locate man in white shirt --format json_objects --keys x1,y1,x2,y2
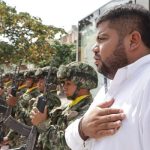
[{"x1": 65, "y1": 3, "x2": 150, "y2": 150}]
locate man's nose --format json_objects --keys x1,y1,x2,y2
[{"x1": 92, "y1": 44, "x2": 99, "y2": 52}]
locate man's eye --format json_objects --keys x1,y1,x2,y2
[{"x1": 97, "y1": 36, "x2": 106, "y2": 42}]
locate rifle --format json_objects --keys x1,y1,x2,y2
[
  {"x1": 0, "y1": 104, "x2": 7, "y2": 114},
  {"x1": 4, "y1": 116, "x2": 31, "y2": 137},
  {"x1": 0, "y1": 104, "x2": 13, "y2": 144},
  {"x1": 4, "y1": 116, "x2": 38, "y2": 150},
  {"x1": 9, "y1": 145, "x2": 26, "y2": 150},
  {"x1": 11, "y1": 60, "x2": 22, "y2": 97},
  {"x1": 25, "y1": 126, "x2": 38, "y2": 150},
  {"x1": 0, "y1": 69, "x2": 5, "y2": 105},
  {"x1": 4, "y1": 61, "x2": 22, "y2": 118},
  {"x1": 0, "y1": 97, "x2": 6, "y2": 106},
  {"x1": 0, "y1": 104, "x2": 9, "y2": 124},
  {"x1": 0, "y1": 103, "x2": 7, "y2": 144},
  {"x1": 0, "y1": 123, "x2": 5, "y2": 143},
  {"x1": 36, "y1": 66, "x2": 57, "y2": 113},
  {"x1": 0, "y1": 69, "x2": 4, "y2": 89}
]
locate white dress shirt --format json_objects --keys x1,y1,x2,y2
[{"x1": 65, "y1": 54, "x2": 150, "y2": 150}]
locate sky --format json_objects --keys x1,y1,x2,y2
[{"x1": 3, "y1": 0, "x2": 111, "y2": 31}]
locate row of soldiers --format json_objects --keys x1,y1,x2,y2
[{"x1": 0, "y1": 62, "x2": 98, "y2": 150}]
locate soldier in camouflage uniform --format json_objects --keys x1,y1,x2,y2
[
  {"x1": 4, "y1": 71, "x2": 28, "y2": 106},
  {"x1": 16, "y1": 71, "x2": 27, "y2": 97},
  {"x1": 3, "y1": 72, "x2": 13, "y2": 90},
  {"x1": 0, "y1": 72, "x2": 9, "y2": 149},
  {"x1": 0, "y1": 74, "x2": 6, "y2": 106},
  {"x1": 6, "y1": 69, "x2": 40, "y2": 148},
  {"x1": 30, "y1": 66, "x2": 61, "y2": 149},
  {"x1": 0, "y1": 72, "x2": 17, "y2": 148},
  {"x1": 19, "y1": 69, "x2": 40, "y2": 116},
  {"x1": 0, "y1": 71, "x2": 27, "y2": 149},
  {"x1": 31, "y1": 62, "x2": 98, "y2": 150},
  {"x1": 0, "y1": 72, "x2": 13, "y2": 105}
]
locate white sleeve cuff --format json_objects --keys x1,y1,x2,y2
[{"x1": 65, "y1": 118, "x2": 93, "y2": 150}]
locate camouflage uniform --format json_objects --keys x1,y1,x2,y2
[
  {"x1": 0, "y1": 72, "x2": 13, "y2": 105},
  {"x1": 0, "y1": 72, "x2": 6, "y2": 105},
  {"x1": 7, "y1": 69, "x2": 40, "y2": 148},
  {"x1": 16, "y1": 71, "x2": 27, "y2": 97},
  {"x1": 30, "y1": 67, "x2": 61, "y2": 150},
  {"x1": 39, "y1": 62, "x2": 98, "y2": 150},
  {"x1": 15, "y1": 70, "x2": 40, "y2": 124},
  {"x1": 0, "y1": 73, "x2": 13, "y2": 146},
  {"x1": 0, "y1": 71, "x2": 27, "y2": 148}
]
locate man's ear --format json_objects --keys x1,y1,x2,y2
[{"x1": 129, "y1": 31, "x2": 141, "y2": 51}]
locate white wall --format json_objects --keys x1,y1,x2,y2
[{"x1": 136, "y1": 0, "x2": 149, "y2": 9}]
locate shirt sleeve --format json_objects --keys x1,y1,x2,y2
[{"x1": 65, "y1": 118, "x2": 93, "y2": 150}]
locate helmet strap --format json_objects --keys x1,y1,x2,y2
[{"x1": 67, "y1": 87, "x2": 80, "y2": 100}]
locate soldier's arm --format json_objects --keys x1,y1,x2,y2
[{"x1": 30, "y1": 106, "x2": 50, "y2": 132}]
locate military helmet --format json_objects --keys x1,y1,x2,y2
[
  {"x1": 3, "y1": 72, "x2": 13, "y2": 78},
  {"x1": 35, "y1": 66, "x2": 58, "y2": 84},
  {"x1": 57, "y1": 62, "x2": 98, "y2": 89},
  {"x1": 45, "y1": 66, "x2": 58, "y2": 84},
  {"x1": 24, "y1": 69, "x2": 35, "y2": 79},
  {"x1": 17, "y1": 71, "x2": 25, "y2": 81},
  {"x1": 35, "y1": 68, "x2": 47, "y2": 79}
]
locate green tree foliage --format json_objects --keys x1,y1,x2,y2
[
  {"x1": 0, "y1": 0, "x2": 74, "y2": 66},
  {"x1": 39, "y1": 41, "x2": 76, "y2": 67},
  {"x1": 0, "y1": 41, "x2": 15, "y2": 62}
]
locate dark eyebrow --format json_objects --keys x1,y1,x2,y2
[
  {"x1": 97, "y1": 31, "x2": 108, "y2": 37},
  {"x1": 97, "y1": 32, "x2": 108, "y2": 40}
]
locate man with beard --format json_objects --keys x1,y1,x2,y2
[{"x1": 65, "y1": 3, "x2": 150, "y2": 150}]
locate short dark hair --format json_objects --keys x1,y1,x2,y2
[{"x1": 96, "y1": 4, "x2": 150, "y2": 48}]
